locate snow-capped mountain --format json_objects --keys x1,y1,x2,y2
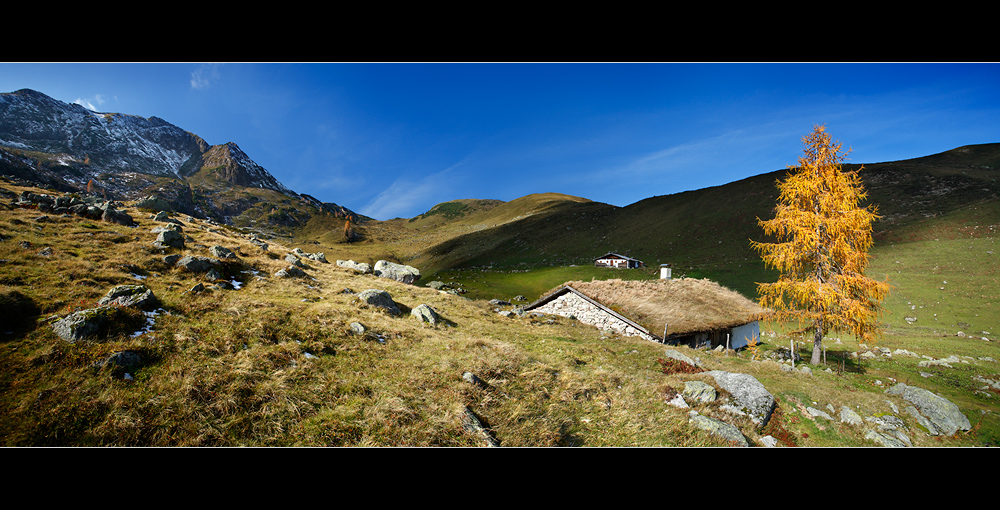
[
  {"x1": 0, "y1": 88, "x2": 299, "y2": 195},
  {"x1": 0, "y1": 88, "x2": 361, "y2": 226}
]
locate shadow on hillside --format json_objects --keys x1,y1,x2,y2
[{"x1": 0, "y1": 289, "x2": 41, "y2": 341}]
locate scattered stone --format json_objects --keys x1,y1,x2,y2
[
  {"x1": 176, "y1": 256, "x2": 220, "y2": 273},
  {"x1": 462, "y1": 371, "x2": 489, "y2": 388},
  {"x1": 705, "y1": 370, "x2": 776, "y2": 428},
  {"x1": 411, "y1": 304, "x2": 440, "y2": 325},
  {"x1": 337, "y1": 259, "x2": 372, "y2": 274},
  {"x1": 97, "y1": 285, "x2": 158, "y2": 311},
  {"x1": 285, "y1": 253, "x2": 307, "y2": 268},
  {"x1": 349, "y1": 322, "x2": 366, "y2": 335},
  {"x1": 663, "y1": 349, "x2": 701, "y2": 368},
  {"x1": 839, "y1": 406, "x2": 864, "y2": 426},
  {"x1": 274, "y1": 265, "x2": 307, "y2": 278},
  {"x1": 357, "y1": 289, "x2": 401, "y2": 316},
  {"x1": 134, "y1": 195, "x2": 173, "y2": 213},
  {"x1": 462, "y1": 406, "x2": 499, "y2": 447},
  {"x1": 885, "y1": 383, "x2": 971, "y2": 436},
  {"x1": 95, "y1": 350, "x2": 144, "y2": 379},
  {"x1": 153, "y1": 229, "x2": 184, "y2": 249},
  {"x1": 373, "y1": 260, "x2": 421, "y2": 284},
  {"x1": 489, "y1": 298, "x2": 511, "y2": 306},
  {"x1": 101, "y1": 206, "x2": 134, "y2": 226},
  {"x1": 52, "y1": 306, "x2": 119, "y2": 343},
  {"x1": 865, "y1": 429, "x2": 908, "y2": 447},
  {"x1": 687, "y1": 411, "x2": 748, "y2": 446},
  {"x1": 806, "y1": 407, "x2": 833, "y2": 421},
  {"x1": 682, "y1": 380, "x2": 716, "y2": 404},
  {"x1": 209, "y1": 245, "x2": 237, "y2": 260}
]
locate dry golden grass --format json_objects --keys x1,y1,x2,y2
[{"x1": 2, "y1": 183, "x2": 996, "y2": 447}]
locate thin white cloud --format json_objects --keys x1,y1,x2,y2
[
  {"x1": 359, "y1": 159, "x2": 470, "y2": 220},
  {"x1": 191, "y1": 64, "x2": 221, "y2": 90},
  {"x1": 73, "y1": 93, "x2": 107, "y2": 112}
]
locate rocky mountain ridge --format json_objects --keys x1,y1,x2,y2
[{"x1": 0, "y1": 88, "x2": 358, "y2": 226}]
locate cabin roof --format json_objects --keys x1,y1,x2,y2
[
  {"x1": 528, "y1": 278, "x2": 766, "y2": 336},
  {"x1": 594, "y1": 252, "x2": 642, "y2": 262}
]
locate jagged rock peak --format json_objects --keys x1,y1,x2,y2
[{"x1": 199, "y1": 142, "x2": 295, "y2": 195}]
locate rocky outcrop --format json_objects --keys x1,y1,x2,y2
[
  {"x1": 705, "y1": 370, "x2": 776, "y2": 428},
  {"x1": 885, "y1": 383, "x2": 971, "y2": 436}
]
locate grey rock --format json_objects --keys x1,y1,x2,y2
[
  {"x1": 357, "y1": 289, "x2": 401, "y2": 316},
  {"x1": 101, "y1": 206, "x2": 134, "y2": 226},
  {"x1": 462, "y1": 407, "x2": 499, "y2": 447},
  {"x1": 687, "y1": 411, "x2": 748, "y2": 446},
  {"x1": 134, "y1": 195, "x2": 173, "y2": 213},
  {"x1": 153, "y1": 229, "x2": 184, "y2": 249},
  {"x1": 840, "y1": 406, "x2": 864, "y2": 426},
  {"x1": 97, "y1": 284, "x2": 158, "y2": 311},
  {"x1": 337, "y1": 259, "x2": 372, "y2": 274},
  {"x1": 209, "y1": 245, "x2": 237, "y2": 260},
  {"x1": 52, "y1": 306, "x2": 118, "y2": 343},
  {"x1": 411, "y1": 303, "x2": 440, "y2": 325},
  {"x1": 285, "y1": 253, "x2": 306, "y2": 268},
  {"x1": 806, "y1": 407, "x2": 833, "y2": 421},
  {"x1": 663, "y1": 348, "x2": 701, "y2": 368},
  {"x1": 97, "y1": 350, "x2": 144, "y2": 378},
  {"x1": 373, "y1": 260, "x2": 420, "y2": 284},
  {"x1": 885, "y1": 383, "x2": 971, "y2": 436},
  {"x1": 682, "y1": 380, "x2": 717, "y2": 404},
  {"x1": 176, "y1": 256, "x2": 220, "y2": 273},
  {"x1": 706, "y1": 370, "x2": 776, "y2": 428},
  {"x1": 349, "y1": 322, "x2": 366, "y2": 335},
  {"x1": 865, "y1": 429, "x2": 908, "y2": 447},
  {"x1": 274, "y1": 265, "x2": 307, "y2": 278}
]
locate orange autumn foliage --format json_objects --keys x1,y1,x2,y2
[{"x1": 751, "y1": 125, "x2": 890, "y2": 364}]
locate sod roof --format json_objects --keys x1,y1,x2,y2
[{"x1": 532, "y1": 278, "x2": 766, "y2": 336}]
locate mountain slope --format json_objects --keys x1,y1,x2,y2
[
  {"x1": 401, "y1": 144, "x2": 1000, "y2": 297},
  {"x1": 0, "y1": 88, "x2": 359, "y2": 229}
]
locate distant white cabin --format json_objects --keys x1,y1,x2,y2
[{"x1": 594, "y1": 252, "x2": 644, "y2": 269}]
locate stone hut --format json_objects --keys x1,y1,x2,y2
[
  {"x1": 594, "y1": 252, "x2": 645, "y2": 269},
  {"x1": 525, "y1": 278, "x2": 766, "y2": 349}
]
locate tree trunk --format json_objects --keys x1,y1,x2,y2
[{"x1": 811, "y1": 322, "x2": 824, "y2": 365}]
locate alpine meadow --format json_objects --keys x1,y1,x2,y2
[{"x1": 1, "y1": 87, "x2": 999, "y2": 447}]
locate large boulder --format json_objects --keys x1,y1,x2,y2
[
  {"x1": 885, "y1": 383, "x2": 971, "y2": 436},
  {"x1": 706, "y1": 370, "x2": 776, "y2": 428},
  {"x1": 357, "y1": 289, "x2": 401, "y2": 316},
  {"x1": 373, "y1": 260, "x2": 420, "y2": 284},
  {"x1": 97, "y1": 285, "x2": 158, "y2": 311}
]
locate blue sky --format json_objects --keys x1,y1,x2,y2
[{"x1": 2, "y1": 62, "x2": 998, "y2": 220}]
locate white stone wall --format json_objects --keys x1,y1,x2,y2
[{"x1": 533, "y1": 291, "x2": 656, "y2": 342}]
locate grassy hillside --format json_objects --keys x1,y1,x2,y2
[{"x1": 2, "y1": 180, "x2": 998, "y2": 447}]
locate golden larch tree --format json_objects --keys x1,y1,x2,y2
[{"x1": 751, "y1": 125, "x2": 890, "y2": 364}]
